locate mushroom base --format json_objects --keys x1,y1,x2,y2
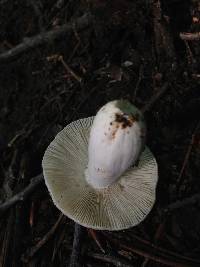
[{"x1": 84, "y1": 168, "x2": 118, "y2": 189}]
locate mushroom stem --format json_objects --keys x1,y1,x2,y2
[{"x1": 86, "y1": 100, "x2": 146, "y2": 189}]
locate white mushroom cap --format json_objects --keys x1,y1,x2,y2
[{"x1": 42, "y1": 102, "x2": 158, "y2": 230}]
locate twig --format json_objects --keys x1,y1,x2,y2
[
  {"x1": 58, "y1": 55, "x2": 82, "y2": 83},
  {"x1": 184, "y1": 40, "x2": 194, "y2": 66},
  {"x1": 0, "y1": 211, "x2": 15, "y2": 266},
  {"x1": 88, "y1": 252, "x2": 133, "y2": 267},
  {"x1": 141, "y1": 82, "x2": 169, "y2": 113},
  {"x1": 3, "y1": 149, "x2": 19, "y2": 198},
  {"x1": 121, "y1": 232, "x2": 200, "y2": 263},
  {"x1": 180, "y1": 32, "x2": 200, "y2": 41},
  {"x1": 142, "y1": 220, "x2": 166, "y2": 266},
  {"x1": 47, "y1": 0, "x2": 70, "y2": 28},
  {"x1": 22, "y1": 213, "x2": 64, "y2": 262},
  {"x1": 29, "y1": 201, "x2": 35, "y2": 228},
  {"x1": 177, "y1": 120, "x2": 200, "y2": 185},
  {"x1": 192, "y1": 73, "x2": 200, "y2": 79},
  {"x1": 29, "y1": 0, "x2": 44, "y2": 31},
  {"x1": 69, "y1": 223, "x2": 85, "y2": 267},
  {"x1": 105, "y1": 234, "x2": 200, "y2": 267},
  {"x1": 52, "y1": 226, "x2": 66, "y2": 261},
  {"x1": 0, "y1": 13, "x2": 92, "y2": 64},
  {"x1": 68, "y1": 26, "x2": 81, "y2": 63},
  {"x1": 52, "y1": 0, "x2": 65, "y2": 10},
  {"x1": 164, "y1": 193, "x2": 200, "y2": 214},
  {"x1": 133, "y1": 64, "x2": 143, "y2": 101},
  {"x1": 152, "y1": 0, "x2": 175, "y2": 60},
  {"x1": 0, "y1": 174, "x2": 43, "y2": 214},
  {"x1": 88, "y1": 229, "x2": 105, "y2": 253},
  {"x1": 152, "y1": 0, "x2": 162, "y2": 58},
  {"x1": 154, "y1": 221, "x2": 166, "y2": 242}
]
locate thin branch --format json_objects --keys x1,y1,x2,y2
[
  {"x1": 177, "y1": 120, "x2": 200, "y2": 185},
  {"x1": 180, "y1": 32, "x2": 200, "y2": 41},
  {"x1": 29, "y1": 0, "x2": 44, "y2": 31},
  {"x1": 164, "y1": 193, "x2": 200, "y2": 214},
  {"x1": 141, "y1": 82, "x2": 169, "y2": 113},
  {"x1": 0, "y1": 174, "x2": 43, "y2": 214},
  {"x1": 142, "y1": 219, "x2": 166, "y2": 266},
  {"x1": 22, "y1": 213, "x2": 64, "y2": 262},
  {"x1": 58, "y1": 55, "x2": 82, "y2": 82},
  {"x1": 88, "y1": 253, "x2": 133, "y2": 267},
  {"x1": 152, "y1": 0, "x2": 175, "y2": 60},
  {"x1": 123, "y1": 232, "x2": 200, "y2": 264},
  {"x1": 88, "y1": 229, "x2": 105, "y2": 253},
  {"x1": 0, "y1": 13, "x2": 92, "y2": 64},
  {"x1": 133, "y1": 64, "x2": 143, "y2": 101},
  {"x1": 106, "y1": 234, "x2": 200, "y2": 267}
]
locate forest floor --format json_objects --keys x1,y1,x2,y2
[{"x1": 0, "y1": 0, "x2": 200, "y2": 266}]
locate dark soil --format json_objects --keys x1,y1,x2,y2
[{"x1": 0, "y1": 0, "x2": 200, "y2": 266}]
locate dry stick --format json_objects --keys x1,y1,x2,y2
[
  {"x1": 0, "y1": 13, "x2": 92, "y2": 64},
  {"x1": 29, "y1": 0, "x2": 44, "y2": 31},
  {"x1": 106, "y1": 235, "x2": 198, "y2": 267},
  {"x1": 142, "y1": 220, "x2": 166, "y2": 267},
  {"x1": 0, "y1": 174, "x2": 43, "y2": 214},
  {"x1": 50, "y1": 0, "x2": 66, "y2": 12},
  {"x1": 88, "y1": 252, "x2": 133, "y2": 267},
  {"x1": 184, "y1": 40, "x2": 195, "y2": 66},
  {"x1": 133, "y1": 64, "x2": 143, "y2": 101},
  {"x1": 22, "y1": 214, "x2": 64, "y2": 262},
  {"x1": 69, "y1": 223, "x2": 85, "y2": 267},
  {"x1": 106, "y1": 231, "x2": 199, "y2": 265},
  {"x1": 52, "y1": 226, "x2": 66, "y2": 261},
  {"x1": 68, "y1": 26, "x2": 81, "y2": 63},
  {"x1": 88, "y1": 229, "x2": 105, "y2": 253},
  {"x1": 3, "y1": 149, "x2": 19, "y2": 198},
  {"x1": 0, "y1": 210, "x2": 15, "y2": 266},
  {"x1": 180, "y1": 32, "x2": 200, "y2": 41},
  {"x1": 58, "y1": 55, "x2": 82, "y2": 83},
  {"x1": 164, "y1": 193, "x2": 200, "y2": 214},
  {"x1": 192, "y1": 73, "x2": 200, "y2": 79},
  {"x1": 152, "y1": 0, "x2": 175, "y2": 60},
  {"x1": 141, "y1": 82, "x2": 169, "y2": 113},
  {"x1": 177, "y1": 120, "x2": 200, "y2": 185},
  {"x1": 127, "y1": 233, "x2": 200, "y2": 263},
  {"x1": 52, "y1": 242, "x2": 134, "y2": 267}
]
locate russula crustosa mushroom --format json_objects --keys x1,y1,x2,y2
[{"x1": 42, "y1": 100, "x2": 158, "y2": 230}]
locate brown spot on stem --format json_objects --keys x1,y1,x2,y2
[
  {"x1": 115, "y1": 113, "x2": 136, "y2": 129},
  {"x1": 110, "y1": 126, "x2": 118, "y2": 140}
]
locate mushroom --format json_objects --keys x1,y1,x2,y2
[{"x1": 42, "y1": 100, "x2": 158, "y2": 230}]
